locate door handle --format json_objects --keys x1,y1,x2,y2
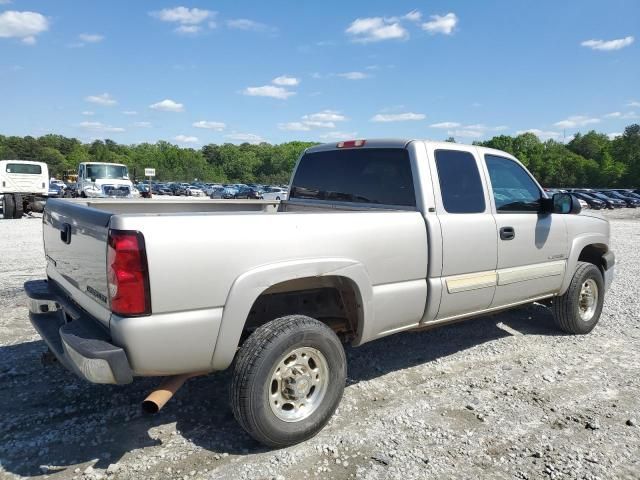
[{"x1": 500, "y1": 226, "x2": 515, "y2": 240}]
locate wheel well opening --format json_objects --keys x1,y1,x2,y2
[
  {"x1": 578, "y1": 244, "x2": 608, "y2": 273},
  {"x1": 241, "y1": 276, "x2": 363, "y2": 344}
]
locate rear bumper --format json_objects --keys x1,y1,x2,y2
[{"x1": 24, "y1": 279, "x2": 133, "y2": 385}]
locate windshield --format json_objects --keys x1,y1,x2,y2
[{"x1": 86, "y1": 164, "x2": 128, "y2": 180}]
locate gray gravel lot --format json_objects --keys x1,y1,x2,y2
[{"x1": 1, "y1": 208, "x2": 639, "y2": 480}]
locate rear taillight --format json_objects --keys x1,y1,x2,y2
[
  {"x1": 337, "y1": 139, "x2": 366, "y2": 148},
  {"x1": 107, "y1": 230, "x2": 151, "y2": 316}
]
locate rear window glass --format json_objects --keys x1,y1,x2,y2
[
  {"x1": 290, "y1": 148, "x2": 416, "y2": 207},
  {"x1": 6, "y1": 163, "x2": 42, "y2": 174},
  {"x1": 434, "y1": 150, "x2": 485, "y2": 213}
]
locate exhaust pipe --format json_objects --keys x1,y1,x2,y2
[{"x1": 142, "y1": 371, "x2": 206, "y2": 414}]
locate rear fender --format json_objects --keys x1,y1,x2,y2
[{"x1": 210, "y1": 258, "x2": 372, "y2": 370}]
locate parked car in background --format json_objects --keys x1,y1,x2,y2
[
  {"x1": 204, "y1": 184, "x2": 224, "y2": 196},
  {"x1": 570, "y1": 191, "x2": 605, "y2": 210},
  {"x1": 208, "y1": 186, "x2": 226, "y2": 199},
  {"x1": 135, "y1": 183, "x2": 152, "y2": 198},
  {"x1": 596, "y1": 190, "x2": 637, "y2": 208},
  {"x1": 48, "y1": 182, "x2": 66, "y2": 198},
  {"x1": 262, "y1": 187, "x2": 289, "y2": 201},
  {"x1": 221, "y1": 187, "x2": 238, "y2": 199},
  {"x1": 186, "y1": 186, "x2": 205, "y2": 197},
  {"x1": 233, "y1": 186, "x2": 253, "y2": 199},
  {"x1": 576, "y1": 190, "x2": 624, "y2": 209},
  {"x1": 600, "y1": 190, "x2": 640, "y2": 208}
]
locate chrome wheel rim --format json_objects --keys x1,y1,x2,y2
[
  {"x1": 578, "y1": 278, "x2": 598, "y2": 321},
  {"x1": 268, "y1": 347, "x2": 329, "y2": 422}
]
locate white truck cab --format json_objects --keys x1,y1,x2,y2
[
  {"x1": 0, "y1": 160, "x2": 49, "y2": 219},
  {"x1": 77, "y1": 162, "x2": 134, "y2": 198}
]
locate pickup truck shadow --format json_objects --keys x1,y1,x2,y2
[{"x1": 0, "y1": 303, "x2": 561, "y2": 476}]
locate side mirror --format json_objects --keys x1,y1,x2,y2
[{"x1": 551, "y1": 192, "x2": 581, "y2": 214}]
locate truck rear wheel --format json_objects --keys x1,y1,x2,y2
[
  {"x1": 12, "y1": 194, "x2": 24, "y2": 218},
  {"x1": 2, "y1": 194, "x2": 15, "y2": 219},
  {"x1": 231, "y1": 315, "x2": 346, "y2": 447},
  {"x1": 552, "y1": 261, "x2": 604, "y2": 334}
]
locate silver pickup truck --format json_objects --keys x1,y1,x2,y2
[{"x1": 25, "y1": 139, "x2": 615, "y2": 447}]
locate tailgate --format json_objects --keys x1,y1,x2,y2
[{"x1": 43, "y1": 199, "x2": 113, "y2": 326}]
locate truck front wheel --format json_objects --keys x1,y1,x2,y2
[
  {"x1": 2, "y1": 194, "x2": 15, "y2": 219},
  {"x1": 552, "y1": 261, "x2": 604, "y2": 334},
  {"x1": 231, "y1": 315, "x2": 346, "y2": 447}
]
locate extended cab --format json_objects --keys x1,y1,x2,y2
[{"x1": 25, "y1": 139, "x2": 615, "y2": 447}]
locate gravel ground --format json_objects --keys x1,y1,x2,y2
[{"x1": 0, "y1": 208, "x2": 639, "y2": 480}]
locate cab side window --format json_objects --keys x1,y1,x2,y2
[
  {"x1": 485, "y1": 154, "x2": 541, "y2": 213},
  {"x1": 434, "y1": 149, "x2": 485, "y2": 213}
]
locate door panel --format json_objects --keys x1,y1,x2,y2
[
  {"x1": 425, "y1": 145, "x2": 498, "y2": 321},
  {"x1": 482, "y1": 154, "x2": 568, "y2": 307}
]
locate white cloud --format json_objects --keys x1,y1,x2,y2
[
  {"x1": 78, "y1": 33, "x2": 104, "y2": 43},
  {"x1": 226, "y1": 18, "x2": 274, "y2": 32},
  {"x1": 174, "y1": 134, "x2": 198, "y2": 144},
  {"x1": 0, "y1": 10, "x2": 49, "y2": 44},
  {"x1": 150, "y1": 7, "x2": 216, "y2": 34},
  {"x1": 81, "y1": 111, "x2": 94, "y2": 116},
  {"x1": 79, "y1": 121, "x2": 125, "y2": 133},
  {"x1": 628, "y1": 101, "x2": 640, "y2": 108},
  {"x1": 149, "y1": 99, "x2": 184, "y2": 112},
  {"x1": 243, "y1": 85, "x2": 295, "y2": 99},
  {"x1": 605, "y1": 112, "x2": 621, "y2": 118},
  {"x1": 422, "y1": 13, "x2": 458, "y2": 35},
  {"x1": 0, "y1": 1, "x2": 13, "y2": 4},
  {"x1": 581, "y1": 36, "x2": 634, "y2": 51},
  {"x1": 192, "y1": 120, "x2": 226, "y2": 131},
  {"x1": 303, "y1": 120, "x2": 335, "y2": 128},
  {"x1": 133, "y1": 121, "x2": 152, "y2": 128},
  {"x1": 516, "y1": 129, "x2": 562, "y2": 140},
  {"x1": 175, "y1": 25, "x2": 201, "y2": 35},
  {"x1": 337, "y1": 71, "x2": 369, "y2": 80},
  {"x1": 553, "y1": 115, "x2": 600, "y2": 128},
  {"x1": 448, "y1": 129, "x2": 483, "y2": 139},
  {"x1": 303, "y1": 110, "x2": 347, "y2": 122},
  {"x1": 403, "y1": 10, "x2": 422, "y2": 22},
  {"x1": 151, "y1": 7, "x2": 213, "y2": 25},
  {"x1": 225, "y1": 132, "x2": 265, "y2": 144},
  {"x1": 608, "y1": 132, "x2": 622, "y2": 140},
  {"x1": 272, "y1": 75, "x2": 299, "y2": 86},
  {"x1": 319, "y1": 131, "x2": 358, "y2": 141},
  {"x1": 278, "y1": 122, "x2": 311, "y2": 131},
  {"x1": 122, "y1": 110, "x2": 138, "y2": 116},
  {"x1": 430, "y1": 121, "x2": 461, "y2": 128},
  {"x1": 371, "y1": 112, "x2": 426, "y2": 122},
  {"x1": 346, "y1": 17, "x2": 408, "y2": 43},
  {"x1": 85, "y1": 93, "x2": 117, "y2": 106}
]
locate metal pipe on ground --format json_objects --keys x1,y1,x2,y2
[{"x1": 142, "y1": 371, "x2": 207, "y2": 413}]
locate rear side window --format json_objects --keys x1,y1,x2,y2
[
  {"x1": 485, "y1": 155, "x2": 541, "y2": 212},
  {"x1": 6, "y1": 163, "x2": 42, "y2": 174},
  {"x1": 290, "y1": 148, "x2": 416, "y2": 207},
  {"x1": 434, "y1": 150, "x2": 485, "y2": 213}
]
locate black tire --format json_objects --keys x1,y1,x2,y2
[
  {"x1": 552, "y1": 261, "x2": 604, "y2": 334},
  {"x1": 2, "y1": 194, "x2": 15, "y2": 219},
  {"x1": 231, "y1": 315, "x2": 347, "y2": 447},
  {"x1": 12, "y1": 194, "x2": 24, "y2": 218}
]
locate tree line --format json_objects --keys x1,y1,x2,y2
[{"x1": 0, "y1": 124, "x2": 639, "y2": 187}]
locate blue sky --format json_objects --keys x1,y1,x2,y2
[{"x1": 0, "y1": 0, "x2": 638, "y2": 146}]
